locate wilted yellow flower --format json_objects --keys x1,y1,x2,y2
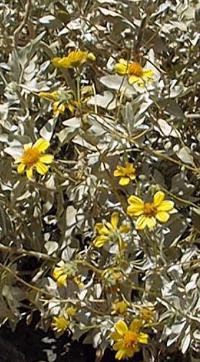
[
  {"x1": 139, "y1": 307, "x2": 155, "y2": 324},
  {"x1": 127, "y1": 191, "x2": 176, "y2": 230},
  {"x1": 53, "y1": 261, "x2": 78, "y2": 287},
  {"x1": 14, "y1": 138, "x2": 54, "y2": 180},
  {"x1": 93, "y1": 212, "x2": 130, "y2": 248},
  {"x1": 112, "y1": 301, "x2": 128, "y2": 315},
  {"x1": 52, "y1": 315, "x2": 69, "y2": 333},
  {"x1": 110, "y1": 319, "x2": 148, "y2": 360},
  {"x1": 114, "y1": 162, "x2": 136, "y2": 186},
  {"x1": 65, "y1": 306, "x2": 77, "y2": 317},
  {"x1": 39, "y1": 90, "x2": 76, "y2": 116},
  {"x1": 115, "y1": 59, "x2": 154, "y2": 86},
  {"x1": 52, "y1": 50, "x2": 96, "y2": 69}
]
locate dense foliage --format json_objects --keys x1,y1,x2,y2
[{"x1": 0, "y1": 0, "x2": 200, "y2": 361}]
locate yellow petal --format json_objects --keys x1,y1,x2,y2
[
  {"x1": 127, "y1": 204, "x2": 144, "y2": 216},
  {"x1": 26, "y1": 167, "x2": 33, "y2": 179},
  {"x1": 98, "y1": 225, "x2": 111, "y2": 235},
  {"x1": 57, "y1": 274, "x2": 67, "y2": 286},
  {"x1": 157, "y1": 200, "x2": 174, "y2": 211},
  {"x1": 130, "y1": 319, "x2": 143, "y2": 332},
  {"x1": 115, "y1": 320, "x2": 128, "y2": 335},
  {"x1": 87, "y1": 52, "x2": 96, "y2": 61},
  {"x1": 115, "y1": 349, "x2": 128, "y2": 360},
  {"x1": 146, "y1": 217, "x2": 156, "y2": 229},
  {"x1": 93, "y1": 235, "x2": 109, "y2": 247},
  {"x1": 17, "y1": 163, "x2": 25, "y2": 174},
  {"x1": 143, "y1": 69, "x2": 154, "y2": 78},
  {"x1": 119, "y1": 224, "x2": 130, "y2": 233},
  {"x1": 129, "y1": 75, "x2": 146, "y2": 86},
  {"x1": 34, "y1": 138, "x2": 50, "y2": 152},
  {"x1": 156, "y1": 211, "x2": 169, "y2": 223},
  {"x1": 36, "y1": 161, "x2": 48, "y2": 175},
  {"x1": 39, "y1": 154, "x2": 54, "y2": 164},
  {"x1": 138, "y1": 332, "x2": 149, "y2": 344},
  {"x1": 119, "y1": 177, "x2": 130, "y2": 186},
  {"x1": 153, "y1": 191, "x2": 165, "y2": 206},
  {"x1": 111, "y1": 212, "x2": 119, "y2": 230},
  {"x1": 136, "y1": 215, "x2": 147, "y2": 230},
  {"x1": 128, "y1": 195, "x2": 144, "y2": 206},
  {"x1": 110, "y1": 331, "x2": 121, "y2": 341},
  {"x1": 114, "y1": 62, "x2": 128, "y2": 75}
]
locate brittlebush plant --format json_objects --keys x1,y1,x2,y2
[{"x1": 0, "y1": 1, "x2": 199, "y2": 361}]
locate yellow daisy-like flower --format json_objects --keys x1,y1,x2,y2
[
  {"x1": 114, "y1": 162, "x2": 136, "y2": 186},
  {"x1": 53, "y1": 261, "x2": 78, "y2": 287},
  {"x1": 112, "y1": 301, "x2": 129, "y2": 315},
  {"x1": 115, "y1": 59, "x2": 154, "y2": 86},
  {"x1": 39, "y1": 90, "x2": 76, "y2": 116},
  {"x1": 14, "y1": 138, "x2": 54, "y2": 180},
  {"x1": 52, "y1": 50, "x2": 96, "y2": 69},
  {"x1": 111, "y1": 319, "x2": 148, "y2": 360},
  {"x1": 127, "y1": 191, "x2": 176, "y2": 230},
  {"x1": 93, "y1": 212, "x2": 130, "y2": 248},
  {"x1": 52, "y1": 315, "x2": 69, "y2": 333}
]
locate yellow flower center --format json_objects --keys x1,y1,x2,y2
[
  {"x1": 143, "y1": 202, "x2": 157, "y2": 216},
  {"x1": 128, "y1": 62, "x2": 143, "y2": 77},
  {"x1": 123, "y1": 331, "x2": 138, "y2": 349},
  {"x1": 22, "y1": 148, "x2": 40, "y2": 167}
]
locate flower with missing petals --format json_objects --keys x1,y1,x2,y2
[
  {"x1": 93, "y1": 212, "x2": 130, "y2": 248},
  {"x1": 114, "y1": 162, "x2": 136, "y2": 186},
  {"x1": 52, "y1": 50, "x2": 96, "y2": 69},
  {"x1": 115, "y1": 59, "x2": 154, "y2": 86}
]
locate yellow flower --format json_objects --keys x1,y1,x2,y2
[
  {"x1": 14, "y1": 138, "x2": 54, "y2": 180},
  {"x1": 139, "y1": 307, "x2": 155, "y2": 324},
  {"x1": 111, "y1": 320, "x2": 148, "y2": 360},
  {"x1": 52, "y1": 315, "x2": 69, "y2": 333},
  {"x1": 53, "y1": 261, "x2": 78, "y2": 287},
  {"x1": 114, "y1": 162, "x2": 136, "y2": 186},
  {"x1": 127, "y1": 191, "x2": 176, "y2": 230},
  {"x1": 93, "y1": 212, "x2": 130, "y2": 248},
  {"x1": 115, "y1": 59, "x2": 154, "y2": 86},
  {"x1": 39, "y1": 90, "x2": 76, "y2": 116},
  {"x1": 65, "y1": 306, "x2": 77, "y2": 317},
  {"x1": 112, "y1": 301, "x2": 128, "y2": 315},
  {"x1": 52, "y1": 50, "x2": 96, "y2": 69}
]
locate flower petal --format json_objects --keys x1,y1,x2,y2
[
  {"x1": 127, "y1": 204, "x2": 144, "y2": 216},
  {"x1": 146, "y1": 217, "x2": 156, "y2": 229},
  {"x1": 111, "y1": 212, "x2": 119, "y2": 230},
  {"x1": 33, "y1": 138, "x2": 50, "y2": 152},
  {"x1": 119, "y1": 177, "x2": 130, "y2": 186},
  {"x1": 93, "y1": 235, "x2": 109, "y2": 247},
  {"x1": 36, "y1": 161, "x2": 48, "y2": 175},
  {"x1": 136, "y1": 215, "x2": 148, "y2": 230},
  {"x1": 115, "y1": 349, "x2": 128, "y2": 360},
  {"x1": 26, "y1": 167, "x2": 33, "y2": 179},
  {"x1": 156, "y1": 211, "x2": 170, "y2": 223},
  {"x1": 130, "y1": 319, "x2": 143, "y2": 332},
  {"x1": 39, "y1": 154, "x2": 54, "y2": 164},
  {"x1": 17, "y1": 163, "x2": 25, "y2": 174},
  {"x1": 115, "y1": 320, "x2": 128, "y2": 335},
  {"x1": 128, "y1": 195, "x2": 144, "y2": 206},
  {"x1": 115, "y1": 62, "x2": 128, "y2": 75},
  {"x1": 119, "y1": 224, "x2": 130, "y2": 233},
  {"x1": 157, "y1": 200, "x2": 174, "y2": 211},
  {"x1": 153, "y1": 191, "x2": 165, "y2": 206},
  {"x1": 138, "y1": 332, "x2": 149, "y2": 344}
]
